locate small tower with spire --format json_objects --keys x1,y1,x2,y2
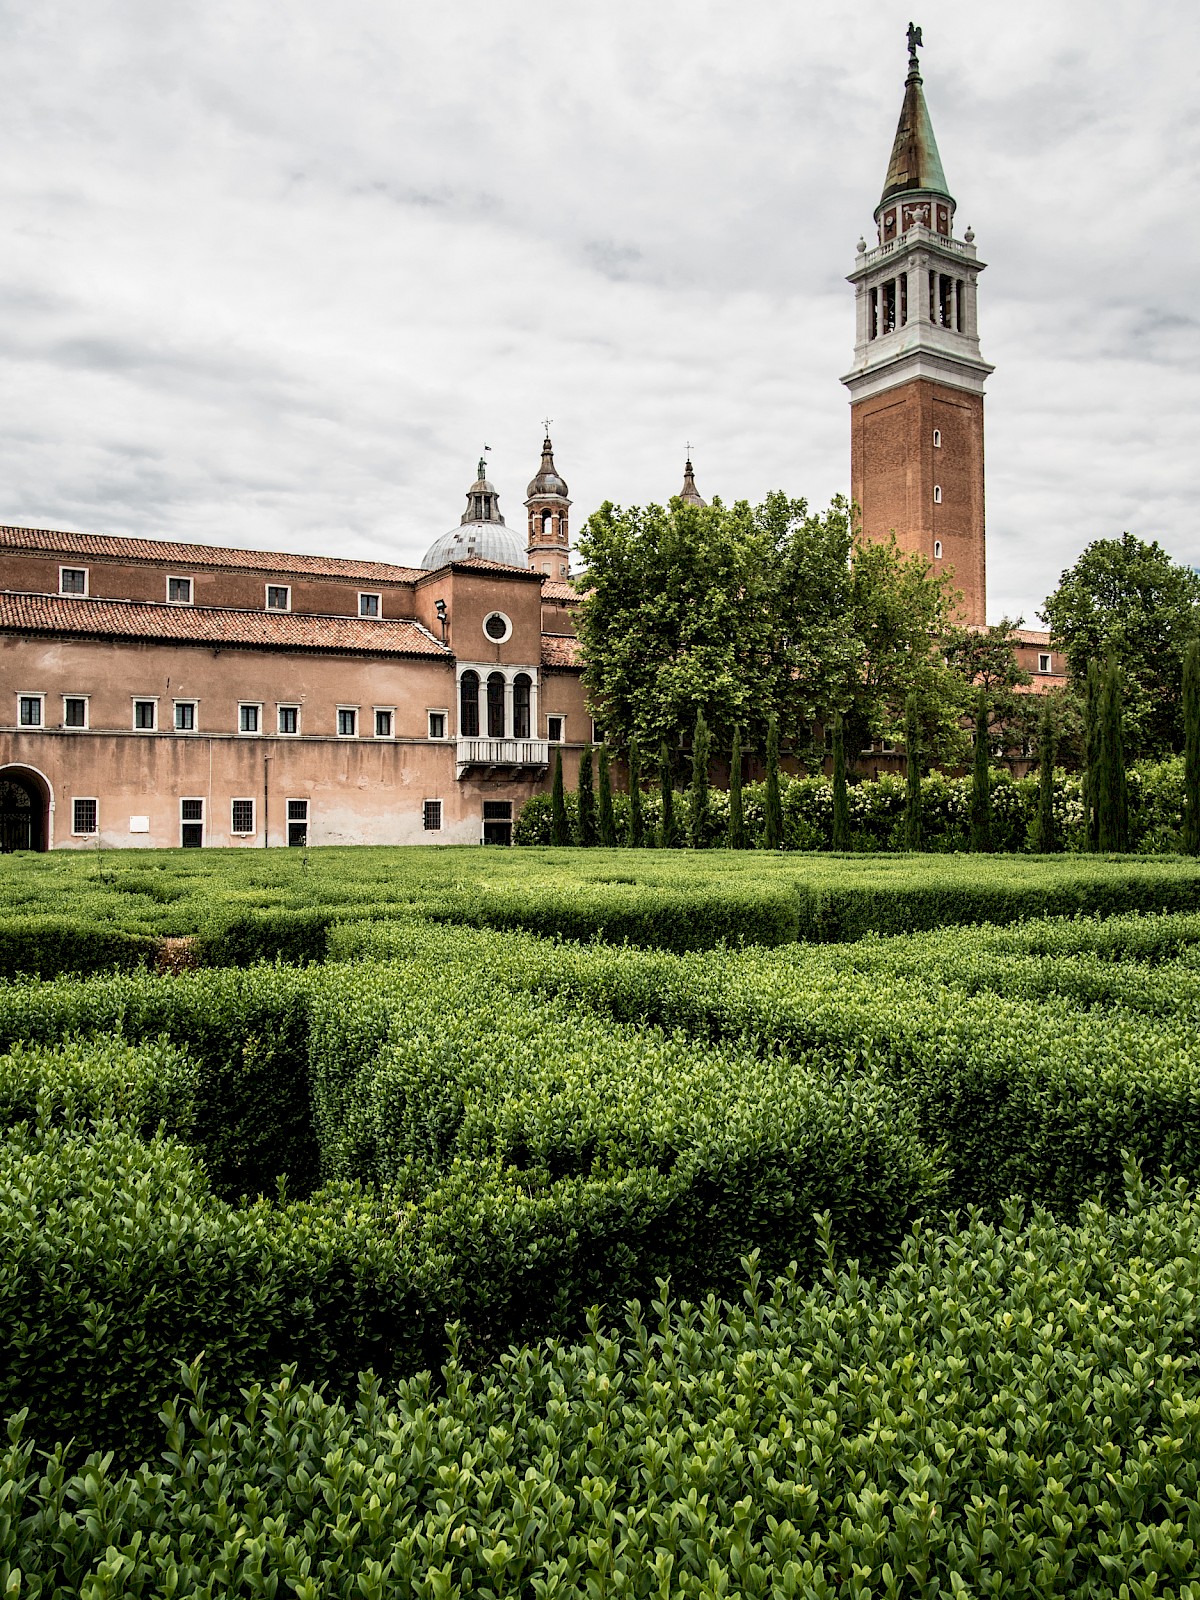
[
  {"x1": 677, "y1": 453, "x2": 707, "y2": 508},
  {"x1": 841, "y1": 24, "x2": 993, "y2": 624},
  {"x1": 524, "y1": 428, "x2": 571, "y2": 578}
]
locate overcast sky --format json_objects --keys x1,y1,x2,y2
[{"x1": 0, "y1": 0, "x2": 1195, "y2": 622}]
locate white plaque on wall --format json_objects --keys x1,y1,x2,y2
[{"x1": 129, "y1": 816, "x2": 150, "y2": 833}]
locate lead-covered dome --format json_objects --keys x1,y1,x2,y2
[{"x1": 420, "y1": 456, "x2": 527, "y2": 571}]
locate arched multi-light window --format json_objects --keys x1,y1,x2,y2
[
  {"x1": 486, "y1": 672, "x2": 506, "y2": 738},
  {"x1": 513, "y1": 674, "x2": 531, "y2": 739},
  {"x1": 460, "y1": 671, "x2": 480, "y2": 738},
  {"x1": 541, "y1": 510, "x2": 554, "y2": 539}
]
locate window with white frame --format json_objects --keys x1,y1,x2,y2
[
  {"x1": 423, "y1": 799, "x2": 443, "y2": 831},
  {"x1": 374, "y1": 708, "x2": 394, "y2": 738},
  {"x1": 265, "y1": 584, "x2": 291, "y2": 612},
  {"x1": 180, "y1": 797, "x2": 204, "y2": 848},
  {"x1": 63, "y1": 696, "x2": 88, "y2": 729},
  {"x1": 934, "y1": 540, "x2": 943, "y2": 559},
  {"x1": 591, "y1": 719, "x2": 604, "y2": 744},
  {"x1": 358, "y1": 592, "x2": 381, "y2": 618},
  {"x1": 238, "y1": 703, "x2": 261, "y2": 734},
  {"x1": 174, "y1": 700, "x2": 197, "y2": 732},
  {"x1": 231, "y1": 798, "x2": 255, "y2": 835},
  {"x1": 337, "y1": 707, "x2": 358, "y2": 737},
  {"x1": 72, "y1": 797, "x2": 98, "y2": 835},
  {"x1": 547, "y1": 715, "x2": 563, "y2": 743},
  {"x1": 278, "y1": 704, "x2": 299, "y2": 735},
  {"x1": 133, "y1": 699, "x2": 157, "y2": 731},
  {"x1": 1038, "y1": 652, "x2": 1052, "y2": 674},
  {"x1": 427, "y1": 710, "x2": 447, "y2": 740},
  {"x1": 933, "y1": 485, "x2": 942, "y2": 504},
  {"x1": 286, "y1": 798, "x2": 308, "y2": 847},
  {"x1": 17, "y1": 694, "x2": 43, "y2": 728},
  {"x1": 59, "y1": 566, "x2": 88, "y2": 596},
  {"x1": 933, "y1": 428, "x2": 942, "y2": 448},
  {"x1": 167, "y1": 576, "x2": 193, "y2": 604}
]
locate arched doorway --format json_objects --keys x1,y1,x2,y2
[{"x1": 0, "y1": 767, "x2": 51, "y2": 852}]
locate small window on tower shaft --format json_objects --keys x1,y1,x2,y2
[
  {"x1": 934, "y1": 541, "x2": 943, "y2": 559},
  {"x1": 933, "y1": 485, "x2": 942, "y2": 505},
  {"x1": 933, "y1": 429, "x2": 941, "y2": 448}
]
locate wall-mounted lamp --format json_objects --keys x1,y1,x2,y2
[{"x1": 434, "y1": 598, "x2": 448, "y2": 643}]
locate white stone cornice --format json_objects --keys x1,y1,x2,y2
[{"x1": 841, "y1": 345, "x2": 994, "y2": 401}]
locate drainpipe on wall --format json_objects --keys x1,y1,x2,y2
[{"x1": 263, "y1": 754, "x2": 271, "y2": 848}]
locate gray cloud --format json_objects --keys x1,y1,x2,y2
[{"x1": 0, "y1": 0, "x2": 1194, "y2": 618}]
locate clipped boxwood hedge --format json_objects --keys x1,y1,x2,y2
[
  {"x1": 6, "y1": 1169, "x2": 1200, "y2": 1597},
  {"x1": 0, "y1": 916, "x2": 159, "y2": 979}
]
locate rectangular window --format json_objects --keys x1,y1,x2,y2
[
  {"x1": 358, "y1": 592, "x2": 381, "y2": 618},
  {"x1": 231, "y1": 798, "x2": 255, "y2": 835},
  {"x1": 167, "y1": 576, "x2": 193, "y2": 604},
  {"x1": 1038, "y1": 653, "x2": 1052, "y2": 674},
  {"x1": 18, "y1": 694, "x2": 43, "y2": 728},
  {"x1": 591, "y1": 719, "x2": 604, "y2": 744},
  {"x1": 180, "y1": 797, "x2": 204, "y2": 848},
  {"x1": 133, "y1": 699, "x2": 157, "y2": 731},
  {"x1": 72, "y1": 798, "x2": 98, "y2": 835},
  {"x1": 374, "y1": 708, "x2": 394, "y2": 738},
  {"x1": 59, "y1": 566, "x2": 88, "y2": 596},
  {"x1": 286, "y1": 798, "x2": 308, "y2": 848},
  {"x1": 278, "y1": 704, "x2": 299, "y2": 735},
  {"x1": 239, "y1": 703, "x2": 261, "y2": 734},
  {"x1": 423, "y1": 799, "x2": 443, "y2": 831},
  {"x1": 547, "y1": 715, "x2": 563, "y2": 743},
  {"x1": 265, "y1": 584, "x2": 291, "y2": 612},
  {"x1": 174, "y1": 700, "x2": 197, "y2": 732},
  {"x1": 63, "y1": 696, "x2": 88, "y2": 728},
  {"x1": 428, "y1": 710, "x2": 447, "y2": 740},
  {"x1": 337, "y1": 707, "x2": 358, "y2": 737}
]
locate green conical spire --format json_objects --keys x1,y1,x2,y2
[{"x1": 881, "y1": 24, "x2": 950, "y2": 203}]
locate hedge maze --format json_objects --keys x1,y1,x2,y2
[{"x1": 2, "y1": 847, "x2": 1200, "y2": 1595}]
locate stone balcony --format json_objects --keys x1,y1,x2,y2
[{"x1": 456, "y1": 737, "x2": 549, "y2": 778}]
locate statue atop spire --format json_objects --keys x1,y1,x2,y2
[{"x1": 906, "y1": 21, "x2": 922, "y2": 70}]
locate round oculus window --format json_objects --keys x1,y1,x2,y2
[{"x1": 483, "y1": 611, "x2": 511, "y2": 642}]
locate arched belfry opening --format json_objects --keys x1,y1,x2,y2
[{"x1": 0, "y1": 766, "x2": 51, "y2": 852}]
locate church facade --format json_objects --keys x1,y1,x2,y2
[{"x1": 0, "y1": 30, "x2": 1063, "y2": 851}]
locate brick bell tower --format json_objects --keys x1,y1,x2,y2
[
  {"x1": 525, "y1": 428, "x2": 571, "y2": 578},
  {"x1": 842, "y1": 24, "x2": 993, "y2": 624}
]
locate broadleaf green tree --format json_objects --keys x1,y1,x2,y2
[{"x1": 1042, "y1": 533, "x2": 1200, "y2": 757}]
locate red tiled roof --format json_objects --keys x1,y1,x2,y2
[
  {"x1": 1014, "y1": 627, "x2": 1051, "y2": 646},
  {"x1": 0, "y1": 523, "x2": 425, "y2": 584},
  {"x1": 448, "y1": 556, "x2": 542, "y2": 580},
  {"x1": 542, "y1": 579, "x2": 582, "y2": 603},
  {"x1": 0, "y1": 591, "x2": 449, "y2": 658},
  {"x1": 541, "y1": 633, "x2": 583, "y2": 669}
]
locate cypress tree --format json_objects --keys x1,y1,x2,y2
[
  {"x1": 597, "y1": 744, "x2": 616, "y2": 847},
  {"x1": 1035, "y1": 697, "x2": 1057, "y2": 854},
  {"x1": 577, "y1": 744, "x2": 597, "y2": 846},
  {"x1": 1185, "y1": 637, "x2": 1200, "y2": 855},
  {"x1": 658, "y1": 741, "x2": 678, "y2": 847},
  {"x1": 903, "y1": 692, "x2": 922, "y2": 851},
  {"x1": 628, "y1": 741, "x2": 644, "y2": 847},
  {"x1": 728, "y1": 727, "x2": 746, "y2": 849},
  {"x1": 831, "y1": 712, "x2": 849, "y2": 850},
  {"x1": 550, "y1": 748, "x2": 569, "y2": 846},
  {"x1": 1083, "y1": 657, "x2": 1102, "y2": 851},
  {"x1": 764, "y1": 715, "x2": 783, "y2": 849},
  {"x1": 970, "y1": 688, "x2": 993, "y2": 853},
  {"x1": 689, "y1": 711, "x2": 711, "y2": 847},
  {"x1": 1096, "y1": 656, "x2": 1128, "y2": 852}
]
